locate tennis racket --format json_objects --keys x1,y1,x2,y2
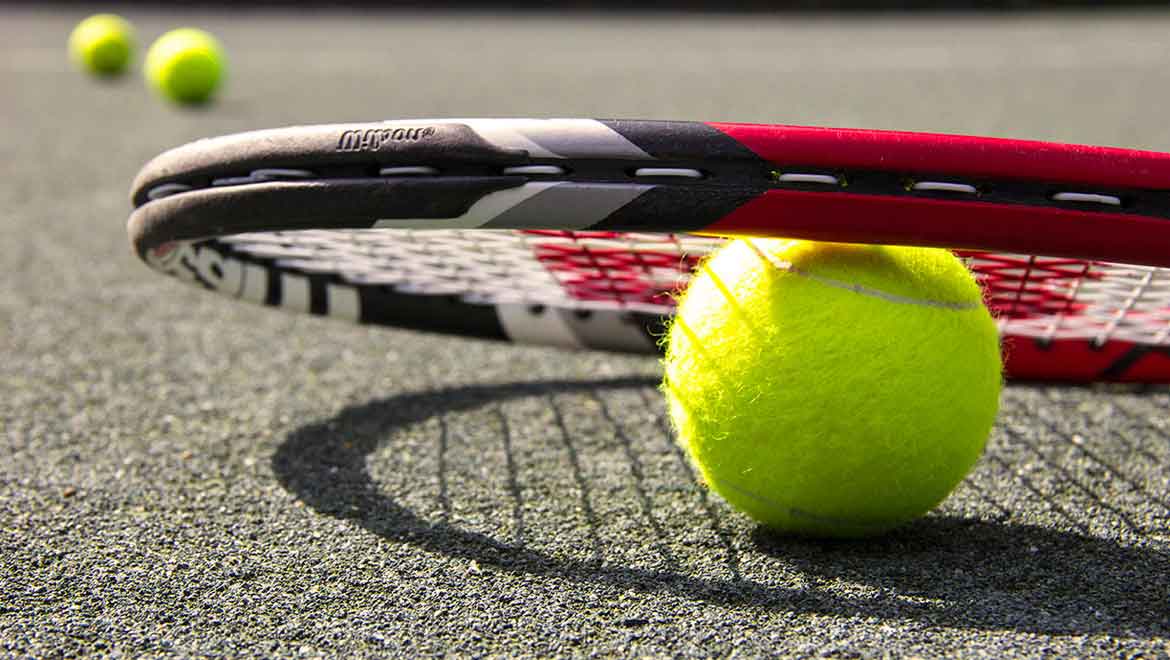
[{"x1": 128, "y1": 119, "x2": 1170, "y2": 383}]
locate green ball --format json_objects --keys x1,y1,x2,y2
[
  {"x1": 662, "y1": 239, "x2": 1002, "y2": 538},
  {"x1": 144, "y1": 28, "x2": 226, "y2": 105},
  {"x1": 69, "y1": 14, "x2": 136, "y2": 77}
]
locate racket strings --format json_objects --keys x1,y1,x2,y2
[{"x1": 212, "y1": 229, "x2": 1170, "y2": 345}]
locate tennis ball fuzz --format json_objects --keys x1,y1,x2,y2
[
  {"x1": 662, "y1": 239, "x2": 1002, "y2": 538},
  {"x1": 69, "y1": 14, "x2": 136, "y2": 77},
  {"x1": 144, "y1": 28, "x2": 226, "y2": 105}
]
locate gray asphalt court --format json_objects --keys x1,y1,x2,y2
[{"x1": 3, "y1": 6, "x2": 1169, "y2": 658}]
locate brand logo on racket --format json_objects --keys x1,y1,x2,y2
[{"x1": 336, "y1": 126, "x2": 436, "y2": 152}]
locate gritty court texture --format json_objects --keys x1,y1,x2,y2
[{"x1": 2, "y1": 7, "x2": 1168, "y2": 658}]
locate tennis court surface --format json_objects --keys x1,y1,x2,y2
[{"x1": 2, "y1": 6, "x2": 1168, "y2": 657}]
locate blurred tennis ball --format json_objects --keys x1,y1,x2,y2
[
  {"x1": 662, "y1": 238, "x2": 1002, "y2": 538},
  {"x1": 144, "y1": 28, "x2": 226, "y2": 105},
  {"x1": 69, "y1": 14, "x2": 136, "y2": 77}
]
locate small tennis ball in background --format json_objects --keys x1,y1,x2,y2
[
  {"x1": 662, "y1": 239, "x2": 1002, "y2": 538},
  {"x1": 69, "y1": 14, "x2": 136, "y2": 77},
  {"x1": 144, "y1": 28, "x2": 226, "y2": 105}
]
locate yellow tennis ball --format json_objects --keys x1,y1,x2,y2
[
  {"x1": 69, "y1": 14, "x2": 136, "y2": 77},
  {"x1": 662, "y1": 239, "x2": 1002, "y2": 538},
  {"x1": 144, "y1": 28, "x2": 226, "y2": 105}
]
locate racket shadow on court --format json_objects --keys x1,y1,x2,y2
[{"x1": 272, "y1": 377, "x2": 1169, "y2": 638}]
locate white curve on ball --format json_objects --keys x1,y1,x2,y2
[{"x1": 744, "y1": 239, "x2": 983, "y2": 311}]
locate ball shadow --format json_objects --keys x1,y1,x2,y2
[{"x1": 272, "y1": 377, "x2": 1169, "y2": 638}]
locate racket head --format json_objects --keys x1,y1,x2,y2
[{"x1": 128, "y1": 120, "x2": 1170, "y2": 382}]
